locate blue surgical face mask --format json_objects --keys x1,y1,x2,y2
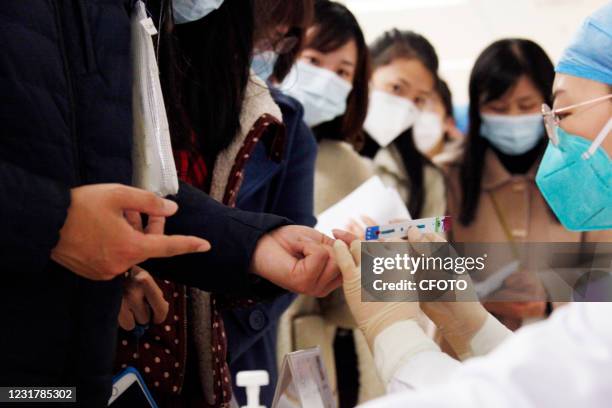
[
  {"x1": 481, "y1": 113, "x2": 545, "y2": 155},
  {"x1": 251, "y1": 51, "x2": 278, "y2": 82},
  {"x1": 280, "y1": 61, "x2": 353, "y2": 127},
  {"x1": 173, "y1": 0, "x2": 225, "y2": 24},
  {"x1": 536, "y1": 118, "x2": 612, "y2": 231}
]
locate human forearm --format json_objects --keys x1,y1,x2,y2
[{"x1": 143, "y1": 182, "x2": 290, "y2": 295}]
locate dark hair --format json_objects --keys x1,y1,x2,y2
[
  {"x1": 158, "y1": 0, "x2": 254, "y2": 163},
  {"x1": 435, "y1": 78, "x2": 457, "y2": 146},
  {"x1": 308, "y1": 0, "x2": 370, "y2": 150},
  {"x1": 370, "y1": 29, "x2": 439, "y2": 75},
  {"x1": 436, "y1": 78, "x2": 454, "y2": 119},
  {"x1": 369, "y1": 29, "x2": 440, "y2": 218},
  {"x1": 459, "y1": 38, "x2": 554, "y2": 226},
  {"x1": 253, "y1": 0, "x2": 314, "y2": 82}
]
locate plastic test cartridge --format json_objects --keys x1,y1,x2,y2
[{"x1": 365, "y1": 216, "x2": 452, "y2": 241}]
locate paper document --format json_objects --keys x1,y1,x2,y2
[
  {"x1": 272, "y1": 348, "x2": 335, "y2": 408},
  {"x1": 315, "y1": 176, "x2": 410, "y2": 237}
]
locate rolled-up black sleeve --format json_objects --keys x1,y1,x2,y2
[{"x1": 143, "y1": 182, "x2": 291, "y2": 296}]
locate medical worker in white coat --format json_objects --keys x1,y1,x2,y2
[{"x1": 333, "y1": 3, "x2": 612, "y2": 407}]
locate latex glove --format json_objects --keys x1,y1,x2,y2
[
  {"x1": 404, "y1": 227, "x2": 489, "y2": 359},
  {"x1": 333, "y1": 239, "x2": 419, "y2": 349},
  {"x1": 345, "y1": 215, "x2": 377, "y2": 240},
  {"x1": 251, "y1": 226, "x2": 341, "y2": 297},
  {"x1": 119, "y1": 266, "x2": 169, "y2": 330}
]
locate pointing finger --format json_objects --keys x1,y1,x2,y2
[{"x1": 139, "y1": 234, "x2": 211, "y2": 260}]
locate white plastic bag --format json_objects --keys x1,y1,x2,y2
[{"x1": 131, "y1": 1, "x2": 179, "y2": 196}]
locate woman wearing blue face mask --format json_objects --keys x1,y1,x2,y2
[
  {"x1": 251, "y1": 0, "x2": 313, "y2": 83},
  {"x1": 446, "y1": 38, "x2": 612, "y2": 333},
  {"x1": 330, "y1": 4, "x2": 612, "y2": 407}
]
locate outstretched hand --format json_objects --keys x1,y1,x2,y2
[{"x1": 250, "y1": 226, "x2": 341, "y2": 297}]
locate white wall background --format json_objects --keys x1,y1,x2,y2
[{"x1": 339, "y1": 0, "x2": 609, "y2": 105}]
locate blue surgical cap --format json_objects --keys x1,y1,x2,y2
[{"x1": 556, "y1": 2, "x2": 612, "y2": 85}]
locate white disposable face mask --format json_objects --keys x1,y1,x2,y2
[
  {"x1": 280, "y1": 61, "x2": 353, "y2": 127},
  {"x1": 173, "y1": 0, "x2": 225, "y2": 24},
  {"x1": 413, "y1": 111, "x2": 444, "y2": 155},
  {"x1": 480, "y1": 113, "x2": 545, "y2": 155},
  {"x1": 364, "y1": 90, "x2": 420, "y2": 148}
]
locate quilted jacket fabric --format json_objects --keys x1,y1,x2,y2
[{"x1": 0, "y1": 1, "x2": 287, "y2": 406}]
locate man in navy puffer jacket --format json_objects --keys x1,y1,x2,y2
[{"x1": 0, "y1": 2, "x2": 339, "y2": 406}]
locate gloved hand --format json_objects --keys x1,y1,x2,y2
[
  {"x1": 345, "y1": 215, "x2": 377, "y2": 240},
  {"x1": 404, "y1": 227, "x2": 490, "y2": 359},
  {"x1": 333, "y1": 239, "x2": 420, "y2": 348}
]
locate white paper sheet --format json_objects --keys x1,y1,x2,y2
[{"x1": 315, "y1": 176, "x2": 411, "y2": 237}]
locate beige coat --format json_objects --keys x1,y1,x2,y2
[
  {"x1": 314, "y1": 139, "x2": 375, "y2": 215},
  {"x1": 278, "y1": 139, "x2": 387, "y2": 404},
  {"x1": 446, "y1": 149, "x2": 612, "y2": 328},
  {"x1": 431, "y1": 137, "x2": 465, "y2": 170},
  {"x1": 447, "y1": 149, "x2": 612, "y2": 243},
  {"x1": 374, "y1": 144, "x2": 447, "y2": 218}
]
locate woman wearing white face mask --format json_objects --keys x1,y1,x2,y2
[
  {"x1": 363, "y1": 30, "x2": 447, "y2": 220},
  {"x1": 279, "y1": 0, "x2": 373, "y2": 215},
  {"x1": 277, "y1": 1, "x2": 384, "y2": 405},
  {"x1": 414, "y1": 79, "x2": 465, "y2": 168},
  {"x1": 330, "y1": 4, "x2": 612, "y2": 407},
  {"x1": 447, "y1": 38, "x2": 612, "y2": 333}
]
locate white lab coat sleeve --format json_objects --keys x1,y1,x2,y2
[
  {"x1": 374, "y1": 314, "x2": 511, "y2": 391},
  {"x1": 362, "y1": 303, "x2": 612, "y2": 408},
  {"x1": 373, "y1": 320, "x2": 462, "y2": 391},
  {"x1": 468, "y1": 313, "x2": 513, "y2": 358}
]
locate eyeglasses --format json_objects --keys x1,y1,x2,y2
[{"x1": 541, "y1": 94, "x2": 612, "y2": 146}]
